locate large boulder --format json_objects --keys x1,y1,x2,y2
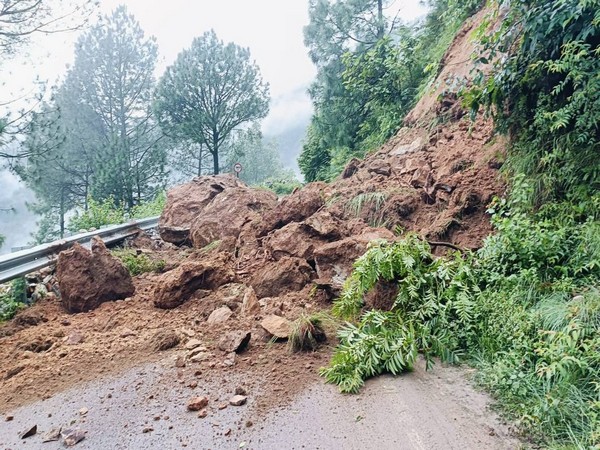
[
  {"x1": 158, "y1": 175, "x2": 241, "y2": 245},
  {"x1": 259, "y1": 182, "x2": 327, "y2": 235},
  {"x1": 189, "y1": 186, "x2": 277, "y2": 249},
  {"x1": 153, "y1": 252, "x2": 235, "y2": 309},
  {"x1": 264, "y1": 211, "x2": 345, "y2": 261},
  {"x1": 250, "y1": 256, "x2": 314, "y2": 298},
  {"x1": 314, "y1": 228, "x2": 395, "y2": 292},
  {"x1": 56, "y1": 237, "x2": 135, "y2": 313},
  {"x1": 265, "y1": 222, "x2": 321, "y2": 261}
]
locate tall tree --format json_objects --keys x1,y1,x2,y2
[
  {"x1": 15, "y1": 100, "x2": 85, "y2": 239},
  {"x1": 300, "y1": 0, "x2": 400, "y2": 181},
  {"x1": 0, "y1": 0, "x2": 98, "y2": 160},
  {"x1": 64, "y1": 5, "x2": 166, "y2": 207},
  {"x1": 300, "y1": 0, "x2": 423, "y2": 181},
  {"x1": 154, "y1": 30, "x2": 270, "y2": 175},
  {"x1": 0, "y1": 0, "x2": 95, "y2": 57}
]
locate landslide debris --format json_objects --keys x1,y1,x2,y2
[{"x1": 0, "y1": 8, "x2": 505, "y2": 416}]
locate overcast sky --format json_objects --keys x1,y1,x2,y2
[
  {"x1": 3, "y1": 0, "x2": 427, "y2": 135},
  {"x1": 0, "y1": 0, "x2": 427, "y2": 251}
]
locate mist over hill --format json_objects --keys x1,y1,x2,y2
[{"x1": 0, "y1": 169, "x2": 38, "y2": 254}]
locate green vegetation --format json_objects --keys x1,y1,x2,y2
[
  {"x1": 111, "y1": 249, "x2": 166, "y2": 276},
  {"x1": 67, "y1": 193, "x2": 166, "y2": 235},
  {"x1": 288, "y1": 313, "x2": 328, "y2": 353},
  {"x1": 324, "y1": 196, "x2": 600, "y2": 446},
  {"x1": 0, "y1": 278, "x2": 27, "y2": 322},
  {"x1": 345, "y1": 192, "x2": 389, "y2": 227},
  {"x1": 299, "y1": 0, "x2": 482, "y2": 181},
  {"x1": 322, "y1": 1, "x2": 600, "y2": 446},
  {"x1": 467, "y1": 0, "x2": 600, "y2": 209}
]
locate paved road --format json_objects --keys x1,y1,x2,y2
[{"x1": 1, "y1": 358, "x2": 521, "y2": 450}]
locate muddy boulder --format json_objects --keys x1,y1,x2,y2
[
  {"x1": 314, "y1": 228, "x2": 395, "y2": 292},
  {"x1": 153, "y1": 252, "x2": 235, "y2": 309},
  {"x1": 264, "y1": 222, "x2": 322, "y2": 261},
  {"x1": 56, "y1": 237, "x2": 135, "y2": 313},
  {"x1": 159, "y1": 175, "x2": 241, "y2": 245},
  {"x1": 190, "y1": 186, "x2": 277, "y2": 249},
  {"x1": 250, "y1": 256, "x2": 314, "y2": 298},
  {"x1": 265, "y1": 211, "x2": 345, "y2": 261},
  {"x1": 259, "y1": 182, "x2": 327, "y2": 235}
]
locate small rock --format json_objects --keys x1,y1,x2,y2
[
  {"x1": 260, "y1": 315, "x2": 292, "y2": 339},
  {"x1": 207, "y1": 306, "x2": 233, "y2": 325},
  {"x1": 218, "y1": 330, "x2": 251, "y2": 353},
  {"x1": 181, "y1": 328, "x2": 196, "y2": 337},
  {"x1": 190, "y1": 352, "x2": 209, "y2": 363},
  {"x1": 235, "y1": 387, "x2": 247, "y2": 396},
  {"x1": 224, "y1": 428, "x2": 232, "y2": 436},
  {"x1": 60, "y1": 429, "x2": 84, "y2": 447},
  {"x1": 185, "y1": 339, "x2": 203, "y2": 350},
  {"x1": 151, "y1": 330, "x2": 180, "y2": 351},
  {"x1": 229, "y1": 395, "x2": 247, "y2": 406},
  {"x1": 19, "y1": 424, "x2": 37, "y2": 439},
  {"x1": 245, "y1": 420, "x2": 253, "y2": 428},
  {"x1": 175, "y1": 356, "x2": 186, "y2": 368},
  {"x1": 218, "y1": 403, "x2": 228, "y2": 410},
  {"x1": 79, "y1": 407, "x2": 88, "y2": 416},
  {"x1": 120, "y1": 328, "x2": 136, "y2": 338},
  {"x1": 142, "y1": 426, "x2": 154, "y2": 433},
  {"x1": 188, "y1": 381, "x2": 198, "y2": 389},
  {"x1": 223, "y1": 352, "x2": 236, "y2": 367},
  {"x1": 197, "y1": 409, "x2": 208, "y2": 418},
  {"x1": 5, "y1": 415, "x2": 14, "y2": 421},
  {"x1": 187, "y1": 396, "x2": 209, "y2": 411},
  {"x1": 42, "y1": 426, "x2": 62, "y2": 442},
  {"x1": 64, "y1": 330, "x2": 85, "y2": 345},
  {"x1": 241, "y1": 287, "x2": 261, "y2": 316},
  {"x1": 188, "y1": 346, "x2": 208, "y2": 357}
]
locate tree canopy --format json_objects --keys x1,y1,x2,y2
[
  {"x1": 154, "y1": 30, "x2": 270, "y2": 175},
  {"x1": 15, "y1": 5, "x2": 167, "y2": 240}
]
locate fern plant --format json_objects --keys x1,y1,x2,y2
[{"x1": 324, "y1": 234, "x2": 478, "y2": 392}]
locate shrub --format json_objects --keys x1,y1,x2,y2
[
  {"x1": 111, "y1": 249, "x2": 165, "y2": 276},
  {"x1": 0, "y1": 278, "x2": 27, "y2": 322}
]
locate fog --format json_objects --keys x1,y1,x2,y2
[{"x1": 0, "y1": 169, "x2": 38, "y2": 255}]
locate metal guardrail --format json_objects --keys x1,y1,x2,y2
[{"x1": 0, "y1": 216, "x2": 159, "y2": 284}]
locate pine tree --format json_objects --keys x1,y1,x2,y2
[{"x1": 154, "y1": 30, "x2": 270, "y2": 175}]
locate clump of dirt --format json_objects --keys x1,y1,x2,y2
[
  {"x1": 150, "y1": 330, "x2": 181, "y2": 351},
  {"x1": 0, "y1": 7, "x2": 506, "y2": 416}
]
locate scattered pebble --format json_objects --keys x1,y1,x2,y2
[
  {"x1": 19, "y1": 424, "x2": 37, "y2": 439},
  {"x1": 187, "y1": 396, "x2": 209, "y2": 411},
  {"x1": 229, "y1": 395, "x2": 247, "y2": 406}
]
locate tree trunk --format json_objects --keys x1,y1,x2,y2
[
  {"x1": 377, "y1": 0, "x2": 384, "y2": 39},
  {"x1": 212, "y1": 131, "x2": 219, "y2": 175},
  {"x1": 197, "y1": 143, "x2": 203, "y2": 176},
  {"x1": 59, "y1": 189, "x2": 65, "y2": 239}
]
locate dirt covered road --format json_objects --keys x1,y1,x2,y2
[{"x1": 1, "y1": 355, "x2": 520, "y2": 450}]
